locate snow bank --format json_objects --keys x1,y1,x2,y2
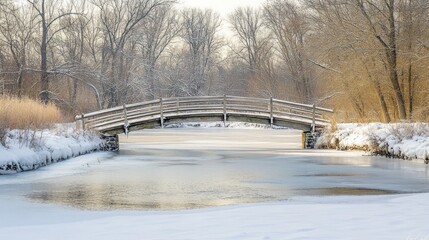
[
  {"x1": 317, "y1": 123, "x2": 429, "y2": 163},
  {"x1": 2, "y1": 193, "x2": 429, "y2": 240},
  {"x1": 165, "y1": 121, "x2": 286, "y2": 129},
  {"x1": 0, "y1": 123, "x2": 103, "y2": 174}
]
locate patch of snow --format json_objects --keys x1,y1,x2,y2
[
  {"x1": 317, "y1": 122, "x2": 429, "y2": 163},
  {"x1": 0, "y1": 123, "x2": 103, "y2": 174}
]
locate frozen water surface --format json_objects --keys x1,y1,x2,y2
[
  {"x1": 1, "y1": 128, "x2": 429, "y2": 240},
  {"x1": 2, "y1": 128, "x2": 428, "y2": 210}
]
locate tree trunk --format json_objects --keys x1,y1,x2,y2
[
  {"x1": 71, "y1": 78, "x2": 78, "y2": 108},
  {"x1": 147, "y1": 61, "x2": 156, "y2": 100},
  {"x1": 407, "y1": 64, "x2": 413, "y2": 119},
  {"x1": 16, "y1": 65, "x2": 23, "y2": 98},
  {"x1": 386, "y1": 0, "x2": 407, "y2": 119},
  {"x1": 108, "y1": 56, "x2": 118, "y2": 108},
  {"x1": 374, "y1": 79, "x2": 391, "y2": 123},
  {"x1": 364, "y1": 58, "x2": 391, "y2": 122},
  {"x1": 40, "y1": 20, "x2": 49, "y2": 104}
]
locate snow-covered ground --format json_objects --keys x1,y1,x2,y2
[
  {"x1": 317, "y1": 123, "x2": 429, "y2": 163},
  {"x1": 0, "y1": 123, "x2": 102, "y2": 174},
  {"x1": 1, "y1": 192, "x2": 429, "y2": 240}
]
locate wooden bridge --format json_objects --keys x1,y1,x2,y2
[{"x1": 76, "y1": 96, "x2": 333, "y2": 150}]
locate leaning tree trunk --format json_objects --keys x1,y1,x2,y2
[{"x1": 374, "y1": 79, "x2": 391, "y2": 123}]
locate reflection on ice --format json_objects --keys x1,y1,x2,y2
[
  {"x1": 298, "y1": 188, "x2": 400, "y2": 196},
  {"x1": 17, "y1": 129, "x2": 429, "y2": 210}
]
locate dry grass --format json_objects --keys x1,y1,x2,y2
[{"x1": 0, "y1": 95, "x2": 63, "y2": 130}]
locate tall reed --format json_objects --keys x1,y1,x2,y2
[
  {"x1": 0, "y1": 95, "x2": 62, "y2": 129},
  {"x1": 0, "y1": 95, "x2": 63, "y2": 147}
]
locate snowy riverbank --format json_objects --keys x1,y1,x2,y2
[
  {"x1": 0, "y1": 122, "x2": 283, "y2": 175},
  {"x1": 0, "y1": 124, "x2": 103, "y2": 174},
  {"x1": 317, "y1": 123, "x2": 429, "y2": 163},
  {"x1": 2, "y1": 122, "x2": 428, "y2": 174}
]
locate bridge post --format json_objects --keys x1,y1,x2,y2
[
  {"x1": 81, "y1": 113, "x2": 86, "y2": 130},
  {"x1": 123, "y1": 104, "x2": 129, "y2": 136},
  {"x1": 160, "y1": 98, "x2": 164, "y2": 128},
  {"x1": 311, "y1": 104, "x2": 316, "y2": 134},
  {"x1": 223, "y1": 95, "x2": 227, "y2": 127},
  {"x1": 269, "y1": 97, "x2": 274, "y2": 128}
]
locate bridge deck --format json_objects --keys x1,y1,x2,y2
[{"x1": 76, "y1": 96, "x2": 333, "y2": 134}]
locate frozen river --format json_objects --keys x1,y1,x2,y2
[
  {"x1": 1, "y1": 128, "x2": 429, "y2": 240},
  {"x1": 2, "y1": 128, "x2": 429, "y2": 210}
]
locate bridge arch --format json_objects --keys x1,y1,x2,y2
[{"x1": 75, "y1": 96, "x2": 333, "y2": 150}]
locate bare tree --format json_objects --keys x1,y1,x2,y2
[
  {"x1": 181, "y1": 8, "x2": 222, "y2": 96},
  {"x1": 0, "y1": 1, "x2": 35, "y2": 98},
  {"x1": 135, "y1": 5, "x2": 181, "y2": 99},
  {"x1": 229, "y1": 7, "x2": 276, "y2": 97},
  {"x1": 308, "y1": 0, "x2": 429, "y2": 121},
  {"x1": 353, "y1": 0, "x2": 407, "y2": 119},
  {"x1": 396, "y1": 0, "x2": 429, "y2": 119},
  {"x1": 229, "y1": 7, "x2": 265, "y2": 76},
  {"x1": 27, "y1": 0, "x2": 81, "y2": 104},
  {"x1": 92, "y1": 0, "x2": 173, "y2": 107},
  {"x1": 52, "y1": 3, "x2": 101, "y2": 111},
  {"x1": 264, "y1": 0, "x2": 313, "y2": 102}
]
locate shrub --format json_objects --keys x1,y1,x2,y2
[{"x1": 388, "y1": 122, "x2": 429, "y2": 139}]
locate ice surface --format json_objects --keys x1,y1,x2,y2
[
  {"x1": 1, "y1": 181, "x2": 429, "y2": 240},
  {"x1": 0, "y1": 129, "x2": 429, "y2": 239}
]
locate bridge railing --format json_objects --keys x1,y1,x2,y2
[{"x1": 75, "y1": 95, "x2": 333, "y2": 132}]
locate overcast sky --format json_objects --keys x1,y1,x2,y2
[{"x1": 179, "y1": 0, "x2": 266, "y2": 16}]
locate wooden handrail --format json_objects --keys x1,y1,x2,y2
[{"x1": 75, "y1": 95, "x2": 334, "y2": 132}]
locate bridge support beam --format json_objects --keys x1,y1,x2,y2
[
  {"x1": 101, "y1": 134, "x2": 119, "y2": 151},
  {"x1": 302, "y1": 131, "x2": 320, "y2": 149}
]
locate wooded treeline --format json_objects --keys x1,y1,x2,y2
[{"x1": 0, "y1": 0, "x2": 428, "y2": 122}]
